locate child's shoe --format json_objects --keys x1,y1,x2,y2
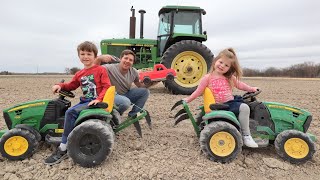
[
  {"x1": 44, "y1": 147, "x2": 68, "y2": 165},
  {"x1": 243, "y1": 135, "x2": 259, "y2": 148}
]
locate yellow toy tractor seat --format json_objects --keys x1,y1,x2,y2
[{"x1": 203, "y1": 87, "x2": 229, "y2": 113}]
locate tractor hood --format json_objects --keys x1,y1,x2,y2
[{"x1": 101, "y1": 38, "x2": 157, "y2": 47}]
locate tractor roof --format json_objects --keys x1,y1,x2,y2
[{"x1": 158, "y1": 5, "x2": 204, "y2": 16}]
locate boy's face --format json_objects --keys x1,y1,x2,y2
[
  {"x1": 79, "y1": 50, "x2": 95, "y2": 68},
  {"x1": 119, "y1": 54, "x2": 134, "y2": 71}
]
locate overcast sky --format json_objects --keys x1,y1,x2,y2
[{"x1": 1, "y1": 0, "x2": 320, "y2": 73}]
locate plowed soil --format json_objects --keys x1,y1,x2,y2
[{"x1": 0, "y1": 75, "x2": 319, "y2": 180}]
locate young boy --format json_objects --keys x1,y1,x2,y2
[{"x1": 44, "y1": 41, "x2": 111, "y2": 165}]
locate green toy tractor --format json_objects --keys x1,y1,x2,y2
[
  {"x1": 171, "y1": 88, "x2": 316, "y2": 164},
  {"x1": 0, "y1": 85, "x2": 151, "y2": 168},
  {"x1": 100, "y1": 5, "x2": 214, "y2": 95}
]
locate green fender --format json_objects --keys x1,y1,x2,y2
[
  {"x1": 75, "y1": 109, "x2": 112, "y2": 126},
  {"x1": 202, "y1": 110, "x2": 240, "y2": 130}
]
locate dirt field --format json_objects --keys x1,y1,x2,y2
[{"x1": 0, "y1": 75, "x2": 319, "y2": 180}]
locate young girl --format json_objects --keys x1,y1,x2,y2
[{"x1": 184, "y1": 48, "x2": 258, "y2": 148}]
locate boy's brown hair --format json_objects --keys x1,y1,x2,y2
[
  {"x1": 120, "y1": 49, "x2": 136, "y2": 62},
  {"x1": 77, "y1": 41, "x2": 98, "y2": 57}
]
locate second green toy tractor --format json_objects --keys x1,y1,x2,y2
[
  {"x1": 171, "y1": 88, "x2": 316, "y2": 164},
  {"x1": 0, "y1": 85, "x2": 151, "y2": 168}
]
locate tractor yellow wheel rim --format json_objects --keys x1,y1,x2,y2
[
  {"x1": 171, "y1": 51, "x2": 207, "y2": 88},
  {"x1": 4, "y1": 136, "x2": 29, "y2": 156},
  {"x1": 284, "y1": 138, "x2": 309, "y2": 159},
  {"x1": 209, "y1": 131, "x2": 236, "y2": 157}
]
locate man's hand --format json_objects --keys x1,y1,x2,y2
[
  {"x1": 52, "y1": 85, "x2": 61, "y2": 94},
  {"x1": 88, "y1": 99, "x2": 101, "y2": 106},
  {"x1": 146, "y1": 81, "x2": 159, "y2": 88},
  {"x1": 95, "y1": 55, "x2": 115, "y2": 65}
]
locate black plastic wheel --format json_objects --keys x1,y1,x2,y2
[
  {"x1": 0, "y1": 128, "x2": 38, "y2": 160},
  {"x1": 15, "y1": 124, "x2": 42, "y2": 142},
  {"x1": 161, "y1": 40, "x2": 213, "y2": 95},
  {"x1": 275, "y1": 130, "x2": 315, "y2": 164},
  {"x1": 67, "y1": 119, "x2": 114, "y2": 168},
  {"x1": 199, "y1": 121, "x2": 242, "y2": 163},
  {"x1": 166, "y1": 73, "x2": 175, "y2": 81},
  {"x1": 143, "y1": 76, "x2": 152, "y2": 86}
]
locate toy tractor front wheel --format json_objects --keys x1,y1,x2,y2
[
  {"x1": 275, "y1": 130, "x2": 315, "y2": 164},
  {"x1": 199, "y1": 121, "x2": 243, "y2": 163},
  {"x1": 67, "y1": 119, "x2": 114, "y2": 168},
  {"x1": 0, "y1": 128, "x2": 39, "y2": 160}
]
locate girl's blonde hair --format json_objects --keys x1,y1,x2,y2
[{"x1": 210, "y1": 48, "x2": 243, "y2": 85}]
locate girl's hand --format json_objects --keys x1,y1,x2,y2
[
  {"x1": 252, "y1": 87, "x2": 260, "y2": 92},
  {"x1": 52, "y1": 85, "x2": 61, "y2": 94},
  {"x1": 88, "y1": 99, "x2": 101, "y2": 106}
]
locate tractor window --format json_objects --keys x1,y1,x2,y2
[
  {"x1": 158, "y1": 13, "x2": 171, "y2": 36},
  {"x1": 173, "y1": 11, "x2": 201, "y2": 34}
]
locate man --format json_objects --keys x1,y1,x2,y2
[{"x1": 95, "y1": 50, "x2": 151, "y2": 119}]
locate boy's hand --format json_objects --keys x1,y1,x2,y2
[
  {"x1": 88, "y1": 99, "x2": 101, "y2": 106},
  {"x1": 52, "y1": 85, "x2": 61, "y2": 94}
]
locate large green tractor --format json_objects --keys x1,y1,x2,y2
[
  {"x1": 101, "y1": 5, "x2": 214, "y2": 95},
  {"x1": 171, "y1": 88, "x2": 316, "y2": 164}
]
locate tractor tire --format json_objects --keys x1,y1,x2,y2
[
  {"x1": 15, "y1": 124, "x2": 42, "y2": 142},
  {"x1": 67, "y1": 119, "x2": 114, "y2": 168},
  {"x1": 199, "y1": 121, "x2": 243, "y2": 163},
  {"x1": 275, "y1": 130, "x2": 315, "y2": 164},
  {"x1": 161, "y1": 40, "x2": 213, "y2": 95},
  {"x1": 0, "y1": 128, "x2": 39, "y2": 160}
]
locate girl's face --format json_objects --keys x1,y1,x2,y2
[{"x1": 214, "y1": 57, "x2": 232, "y2": 75}]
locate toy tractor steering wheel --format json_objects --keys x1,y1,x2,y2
[
  {"x1": 59, "y1": 90, "x2": 75, "y2": 98},
  {"x1": 57, "y1": 79, "x2": 75, "y2": 98},
  {"x1": 242, "y1": 89, "x2": 261, "y2": 100}
]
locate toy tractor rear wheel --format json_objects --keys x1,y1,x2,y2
[
  {"x1": 161, "y1": 40, "x2": 213, "y2": 95},
  {"x1": 67, "y1": 119, "x2": 114, "y2": 168},
  {"x1": 0, "y1": 128, "x2": 38, "y2": 160},
  {"x1": 199, "y1": 121, "x2": 243, "y2": 163},
  {"x1": 275, "y1": 130, "x2": 315, "y2": 164}
]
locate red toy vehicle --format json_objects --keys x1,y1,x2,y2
[{"x1": 139, "y1": 64, "x2": 176, "y2": 86}]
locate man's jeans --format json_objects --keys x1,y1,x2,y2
[
  {"x1": 61, "y1": 98, "x2": 92, "y2": 144},
  {"x1": 115, "y1": 88, "x2": 149, "y2": 117}
]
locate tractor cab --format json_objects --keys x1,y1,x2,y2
[{"x1": 157, "y1": 6, "x2": 207, "y2": 56}]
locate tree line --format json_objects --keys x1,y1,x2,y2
[
  {"x1": 243, "y1": 62, "x2": 320, "y2": 78},
  {"x1": 1, "y1": 62, "x2": 320, "y2": 78}
]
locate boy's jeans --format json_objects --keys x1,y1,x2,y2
[
  {"x1": 115, "y1": 88, "x2": 149, "y2": 117},
  {"x1": 61, "y1": 98, "x2": 92, "y2": 144}
]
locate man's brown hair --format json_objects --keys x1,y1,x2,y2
[{"x1": 77, "y1": 41, "x2": 98, "y2": 57}]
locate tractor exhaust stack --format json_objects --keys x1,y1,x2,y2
[
  {"x1": 129, "y1": 6, "x2": 136, "y2": 39},
  {"x1": 138, "y1": 9, "x2": 146, "y2": 39}
]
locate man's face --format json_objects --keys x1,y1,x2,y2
[{"x1": 119, "y1": 54, "x2": 134, "y2": 70}]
